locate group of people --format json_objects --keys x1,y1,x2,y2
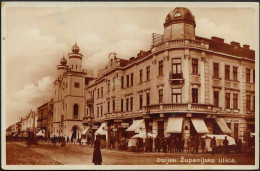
[{"x1": 51, "y1": 135, "x2": 66, "y2": 146}]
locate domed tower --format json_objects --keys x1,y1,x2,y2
[
  {"x1": 56, "y1": 55, "x2": 68, "y2": 79},
  {"x1": 163, "y1": 7, "x2": 196, "y2": 40},
  {"x1": 68, "y1": 43, "x2": 83, "y2": 72}
]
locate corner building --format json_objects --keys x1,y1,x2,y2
[{"x1": 57, "y1": 7, "x2": 255, "y2": 147}]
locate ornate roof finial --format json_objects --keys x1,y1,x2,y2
[
  {"x1": 60, "y1": 54, "x2": 67, "y2": 65},
  {"x1": 72, "y1": 43, "x2": 80, "y2": 54}
]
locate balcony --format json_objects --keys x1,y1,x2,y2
[
  {"x1": 86, "y1": 99, "x2": 94, "y2": 107},
  {"x1": 144, "y1": 103, "x2": 213, "y2": 114},
  {"x1": 169, "y1": 72, "x2": 184, "y2": 85},
  {"x1": 152, "y1": 39, "x2": 209, "y2": 53}
]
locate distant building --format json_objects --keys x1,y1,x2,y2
[{"x1": 37, "y1": 99, "x2": 54, "y2": 138}]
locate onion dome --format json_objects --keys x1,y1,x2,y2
[
  {"x1": 60, "y1": 55, "x2": 67, "y2": 65},
  {"x1": 72, "y1": 43, "x2": 80, "y2": 54},
  {"x1": 164, "y1": 7, "x2": 196, "y2": 27}
]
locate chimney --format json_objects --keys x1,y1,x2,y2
[
  {"x1": 211, "y1": 36, "x2": 224, "y2": 43},
  {"x1": 230, "y1": 41, "x2": 240, "y2": 47},
  {"x1": 243, "y1": 44, "x2": 250, "y2": 49},
  {"x1": 130, "y1": 57, "x2": 135, "y2": 61}
]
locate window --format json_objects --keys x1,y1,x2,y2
[
  {"x1": 225, "y1": 93, "x2": 230, "y2": 109},
  {"x1": 113, "y1": 77, "x2": 116, "y2": 90},
  {"x1": 101, "y1": 106, "x2": 103, "y2": 117},
  {"x1": 233, "y1": 67, "x2": 238, "y2": 81},
  {"x1": 246, "y1": 95, "x2": 251, "y2": 110},
  {"x1": 126, "y1": 98, "x2": 129, "y2": 111},
  {"x1": 253, "y1": 96, "x2": 255, "y2": 111},
  {"x1": 213, "y1": 91, "x2": 219, "y2": 107},
  {"x1": 112, "y1": 99, "x2": 115, "y2": 112},
  {"x1": 139, "y1": 94, "x2": 143, "y2": 109},
  {"x1": 246, "y1": 69, "x2": 250, "y2": 83},
  {"x1": 101, "y1": 87, "x2": 103, "y2": 97},
  {"x1": 146, "y1": 66, "x2": 150, "y2": 80},
  {"x1": 73, "y1": 104, "x2": 78, "y2": 119},
  {"x1": 192, "y1": 88, "x2": 198, "y2": 103},
  {"x1": 159, "y1": 89, "x2": 163, "y2": 103},
  {"x1": 146, "y1": 93, "x2": 150, "y2": 106},
  {"x1": 172, "y1": 58, "x2": 182, "y2": 74},
  {"x1": 213, "y1": 63, "x2": 219, "y2": 78},
  {"x1": 139, "y1": 70, "x2": 143, "y2": 83},
  {"x1": 74, "y1": 82, "x2": 80, "y2": 88},
  {"x1": 97, "y1": 89, "x2": 100, "y2": 98},
  {"x1": 130, "y1": 97, "x2": 133, "y2": 111},
  {"x1": 121, "y1": 76, "x2": 124, "y2": 89},
  {"x1": 107, "y1": 80, "x2": 110, "y2": 92},
  {"x1": 225, "y1": 65, "x2": 230, "y2": 80},
  {"x1": 172, "y1": 89, "x2": 181, "y2": 103},
  {"x1": 121, "y1": 99, "x2": 124, "y2": 112},
  {"x1": 130, "y1": 73, "x2": 134, "y2": 86},
  {"x1": 127, "y1": 75, "x2": 129, "y2": 87},
  {"x1": 192, "y1": 59, "x2": 198, "y2": 74},
  {"x1": 159, "y1": 60, "x2": 163, "y2": 76},
  {"x1": 253, "y1": 70, "x2": 255, "y2": 83},
  {"x1": 97, "y1": 107, "x2": 99, "y2": 118},
  {"x1": 233, "y1": 94, "x2": 238, "y2": 110},
  {"x1": 107, "y1": 101, "x2": 110, "y2": 113}
]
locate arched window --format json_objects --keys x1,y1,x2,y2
[{"x1": 73, "y1": 104, "x2": 79, "y2": 119}]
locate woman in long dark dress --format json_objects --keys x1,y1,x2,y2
[{"x1": 92, "y1": 136, "x2": 102, "y2": 165}]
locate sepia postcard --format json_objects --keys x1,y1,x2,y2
[{"x1": 1, "y1": 1, "x2": 259, "y2": 170}]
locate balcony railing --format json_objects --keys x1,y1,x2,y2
[
  {"x1": 153, "y1": 39, "x2": 209, "y2": 52},
  {"x1": 169, "y1": 72, "x2": 184, "y2": 84}
]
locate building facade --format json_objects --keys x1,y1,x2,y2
[
  {"x1": 51, "y1": 7, "x2": 255, "y2": 147},
  {"x1": 84, "y1": 7, "x2": 255, "y2": 147},
  {"x1": 37, "y1": 99, "x2": 54, "y2": 138},
  {"x1": 53, "y1": 44, "x2": 87, "y2": 140}
]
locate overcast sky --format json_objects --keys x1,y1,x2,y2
[{"x1": 2, "y1": 2, "x2": 258, "y2": 128}]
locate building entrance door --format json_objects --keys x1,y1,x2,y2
[
  {"x1": 234, "y1": 123, "x2": 238, "y2": 139},
  {"x1": 72, "y1": 126, "x2": 78, "y2": 140},
  {"x1": 157, "y1": 121, "x2": 164, "y2": 138}
]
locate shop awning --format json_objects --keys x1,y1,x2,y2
[
  {"x1": 82, "y1": 126, "x2": 90, "y2": 135},
  {"x1": 36, "y1": 130, "x2": 45, "y2": 137},
  {"x1": 126, "y1": 119, "x2": 145, "y2": 133},
  {"x1": 215, "y1": 118, "x2": 232, "y2": 134},
  {"x1": 18, "y1": 132, "x2": 23, "y2": 137},
  {"x1": 95, "y1": 123, "x2": 107, "y2": 135},
  {"x1": 13, "y1": 132, "x2": 17, "y2": 137},
  {"x1": 191, "y1": 118, "x2": 209, "y2": 134},
  {"x1": 166, "y1": 117, "x2": 183, "y2": 133}
]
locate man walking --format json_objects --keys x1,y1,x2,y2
[
  {"x1": 210, "y1": 136, "x2": 217, "y2": 155},
  {"x1": 223, "y1": 136, "x2": 229, "y2": 154}
]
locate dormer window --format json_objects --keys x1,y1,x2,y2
[{"x1": 175, "y1": 12, "x2": 181, "y2": 17}]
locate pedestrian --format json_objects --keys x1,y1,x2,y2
[
  {"x1": 92, "y1": 136, "x2": 102, "y2": 165},
  {"x1": 194, "y1": 135, "x2": 199, "y2": 154},
  {"x1": 201, "y1": 138, "x2": 206, "y2": 153},
  {"x1": 67, "y1": 136, "x2": 69, "y2": 144},
  {"x1": 154, "y1": 136, "x2": 160, "y2": 152},
  {"x1": 223, "y1": 136, "x2": 229, "y2": 154},
  {"x1": 167, "y1": 136, "x2": 171, "y2": 152},
  {"x1": 187, "y1": 137, "x2": 191, "y2": 153},
  {"x1": 163, "y1": 136, "x2": 167, "y2": 153},
  {"x1": 170, "y1": 137, "x2": 175, "y2": 153},
  {"x1": 210, "y1": 136, "x2": 217, "y2": 156},
  {"x1": 140, "y1": 137, "x2": 144, "y2": 152},
  {"x1": 149, "y1": 136, "x2": 153, "y2": 152},
  {"x1": 237, "y1": 139, "x2": 242, "y2": 154},
  {"x1": 61, "y1": 137, "x2": 66, "y2": 147},
  {"x1": 181, "y1": 138, "x2": 184, "y2": 152}
]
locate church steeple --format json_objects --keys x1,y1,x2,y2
[{"x1": 68, "y1": 43, "x2": 83, "y2": 72}]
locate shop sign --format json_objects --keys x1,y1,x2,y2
[
  {"x1": 120, "y1": 123, "x2": 129, "y2": 128},
  {"x1": 225, "y1": 118, "x2": 240, "y2": 123}
]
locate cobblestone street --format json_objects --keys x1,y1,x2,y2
[{"x1": 6, "y1": 141, "x2": 255, "y2": 165}]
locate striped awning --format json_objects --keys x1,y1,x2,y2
[
  {"x1": 166, "y1": 117, "x2": 183, "y2": 133},
  {"x1": 126, "y1": 119, "x2": 145, "y2": 133},
  {"x1": 191, "y1": 118, "x2": 209, "y2": 134},
  {"x1": 215, "y1": 118, "x2": 232, "y2": 134},
  {"x1": 82, "y1": 126, "x2": 90, "y2": 135}
]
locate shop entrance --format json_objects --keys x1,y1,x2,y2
[
  {"x1": 72, "y1": 125, "x2": 78, "y2": 140},
  {"x1": 157, "y1": 121, "x2": 164, "y2": 138}
]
